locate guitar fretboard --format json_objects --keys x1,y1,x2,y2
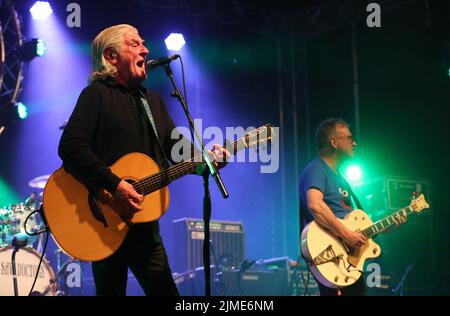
[
  {"x1": 361, "y1": 206, "x2": 414, "y2": 238},
  {"x1": 131, "y1": 128, "x2": 269, "y2": 195}
]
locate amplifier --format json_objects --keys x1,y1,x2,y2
[
  {"x1": 218, "y1": 266, "x2": 290, "y2": 296},
  {"x1": 173, "y1": 258, "x2": 291, "y2": 296},
  {"x1": 172, "y1": 218, "x2": 245, "y2": 273},
  {"x1": 355, "y1": 176, "x2": 431, "y2": 217},
  {"x1": 218, "y1": 257, "x2": 291, "y2": 296},
  {"x1": 293, "y1": 259, "x2": 319, "y2": 296}
]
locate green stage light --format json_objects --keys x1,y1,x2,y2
[
  {"x1": 36, "y1": 39, "x2": 46, "y2": 57},
  {"x1": 0, "y1": 177, "x2": 20, "y2": 206},
  {"x1": 18, "y1": 38, "x2": 46, "y2": 61},
  {"x1": 345, "y1": 164, "x2": 363, "y2": 182},
  {"x1": 16, "y1": 102, "x2": 28, "y2": 120}
]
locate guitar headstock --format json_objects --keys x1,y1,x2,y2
[
  {"x1": 246, "y1": 124, "x2": 275, "y2": 150},
  {"x1": 410, "y1": 194, "x2": 430, "y2": 213}
]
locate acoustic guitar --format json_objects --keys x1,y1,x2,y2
[{"x1": 43, "y1": 125, "x2": 274, "y2": 261}]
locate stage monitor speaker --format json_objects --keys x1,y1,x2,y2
[
  {"x1": 217, "y1": 258, "x2": 291, "y2": 296},
  {"x1": 355, "y1": 176, "x2": 432, "y2": 217},
  {"x1": 174, "y1": 258, "x2": 291, "y2": 296},
  {"x1": 172, "y1": 218, "x2": 245, "y2": 274}
]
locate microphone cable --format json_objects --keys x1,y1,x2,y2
[
  {"x1": 177, "y1": 55, "x2": 195, "y2": 146},
  {"x1": 23, "y1": 205, "x2": 50, "y2": 296}
]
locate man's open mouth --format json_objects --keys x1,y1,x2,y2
[{"x1": 137, "y1": 60, "x2": 145, "y2": 69}]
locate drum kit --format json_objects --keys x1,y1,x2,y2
[{"x1": 0, "y1": 174, "x2": 76, "y2": 296}]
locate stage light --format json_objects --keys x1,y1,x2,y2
[
  {"x1": 165, "y1": 33, "x2": 186, "y2": 51},
  {"x1": 345, "y1": 165, "x2": 362, "y2": 182},
  {"x1": 30, "y1": 1, "x2": 53, "y2": 21},
  {"x1": 0, "y1": 102, "x2": 28, "y2": 125},
  {"x1": 36, "y1": 39, "x2": 46, "y2": 57},
  {"x1": 18, "y1": 38, "x2": 46, "y2": 61},
  {"x1": 16, "y1": 102, "x2": 28, "y2": 120}
]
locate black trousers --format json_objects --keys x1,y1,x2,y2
[
  {"x1": 91, "y1": 222, "x2": 179, "y2": 296},
  {"x1": 317, "y1": 275, "x2": 367, "y2": 296}
]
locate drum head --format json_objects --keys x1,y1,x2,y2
[{"x1": 0, "y1": 247, "x2": 56, "y2": 296}]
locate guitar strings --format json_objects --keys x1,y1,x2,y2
[
  {"x1": 132, "y1": 136, "x2": 250, "y2": 193},
  {"x1": 133, "y1": 127, "x2": 272, "y2": 193},
  {"x1": 132, "y1": 145, "x2": 228, "y2": 192},
  {"x1": 133, "y1": 136, "x2": 248, "y2": 192},
  {"x1": 362, "y1": 206, "x2": 412, "y2": 237},
  {"x1": 133, "y1": 128, "x2": 271, "y2": 192}
]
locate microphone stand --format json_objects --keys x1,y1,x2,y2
[
  {"x1": 163, "y1": 64, "x2": 229, "y2": 296},
  {"x1": 392, "y1": 257, "x2": 417, "y2": 296},
  {"x1": 11, "y1": 236, "x2": 29, "y2": 296}
]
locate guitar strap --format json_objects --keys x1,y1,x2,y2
[
  {"x1": 348, "y1": 185, "x2": 364, "y2": 210},
  {"x1": 139, "y1": 94, "x2": 158, "y2": 140},
  {"x1": 138, "y1": 90, "x2": 171, "y2": 169},
  {"x1": 339, "y1": 172, "x2": 364, "y2": 210}
]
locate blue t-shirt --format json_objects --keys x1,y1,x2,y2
[{"x1": 299, "y1": 158, "x2": 354, "y2": 226}]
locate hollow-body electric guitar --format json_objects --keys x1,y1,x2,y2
[{"x1": 300, "y1": 194, "x2": 429, "y2": 288}]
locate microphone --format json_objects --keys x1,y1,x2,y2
[{"x1": 146, "y1": 54, "x2": 180, "y2": 70}]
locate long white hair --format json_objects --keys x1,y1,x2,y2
[{"x1": 88, "y1": 24, "x2": 138, "y2": 83}]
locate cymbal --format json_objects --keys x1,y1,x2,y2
[{"x1": 28, "y1": 175, "x2": 50, "y2": 189}]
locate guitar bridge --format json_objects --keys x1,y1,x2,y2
[{"x1": 313, "y1": 245, "x2": 343, "y2": 266}]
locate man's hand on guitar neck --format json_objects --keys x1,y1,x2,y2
[
  {"x1": 114, "y1": 180, "x2": 144, "y2": 214},
  {"x1": 382, "y1": 210, "x2": 407, "y2": 234},
  {"x1": 393, "y1": 211, "x2": 407, "y2": 226},
  {"x1": 209, "y1": 143, "x2": 231, "y2": 169}
]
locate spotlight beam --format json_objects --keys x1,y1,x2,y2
[{"x1": 30, "y1": 1, "x2": 53, "y2": 21}]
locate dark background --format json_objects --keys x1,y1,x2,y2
[{"x1": 1, "y1": 0, "x2": 448, "y2": 295}]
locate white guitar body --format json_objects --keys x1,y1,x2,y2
[
  {"x1": 300, "y1": 209, "x2": 381, "y2": 288},
  {"x1": 300, "y1": 194, "x2": 429, "y2": 289}
]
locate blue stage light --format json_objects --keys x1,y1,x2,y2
[
  {"x1": 30, "y1": 1, "x2": 53, "y2": 21},
  {"x1": 165, "y1": 33, "x2": 186, "y2": 51}
]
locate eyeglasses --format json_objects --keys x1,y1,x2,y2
[{"x1": 334, "y1": 135, "x2": 356, "y2": 144}]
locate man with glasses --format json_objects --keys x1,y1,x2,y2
[{"x1": 298, "y1": 118, "x2": 404, "y2": 296}]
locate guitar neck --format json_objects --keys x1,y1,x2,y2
[
  {"x1": 361, "y1": 206, "x2": 415, "y2": 238},
  {"x1": 131, "y1": 132, "x2": 255, "y2": 195},
  {"x1": 133, "y1": 160, "x2": 201, "y2": 195}
]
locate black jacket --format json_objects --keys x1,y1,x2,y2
[
  {"x1": 58, "y1": 78, "x2": 184, "y2": 244},
  {"x1": 59, "y1": 78, "x2": 182, "y2": 193}
]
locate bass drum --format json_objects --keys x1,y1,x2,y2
[{"x1": 0, "y1": 247, "x2": 56, "y2": 296}]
